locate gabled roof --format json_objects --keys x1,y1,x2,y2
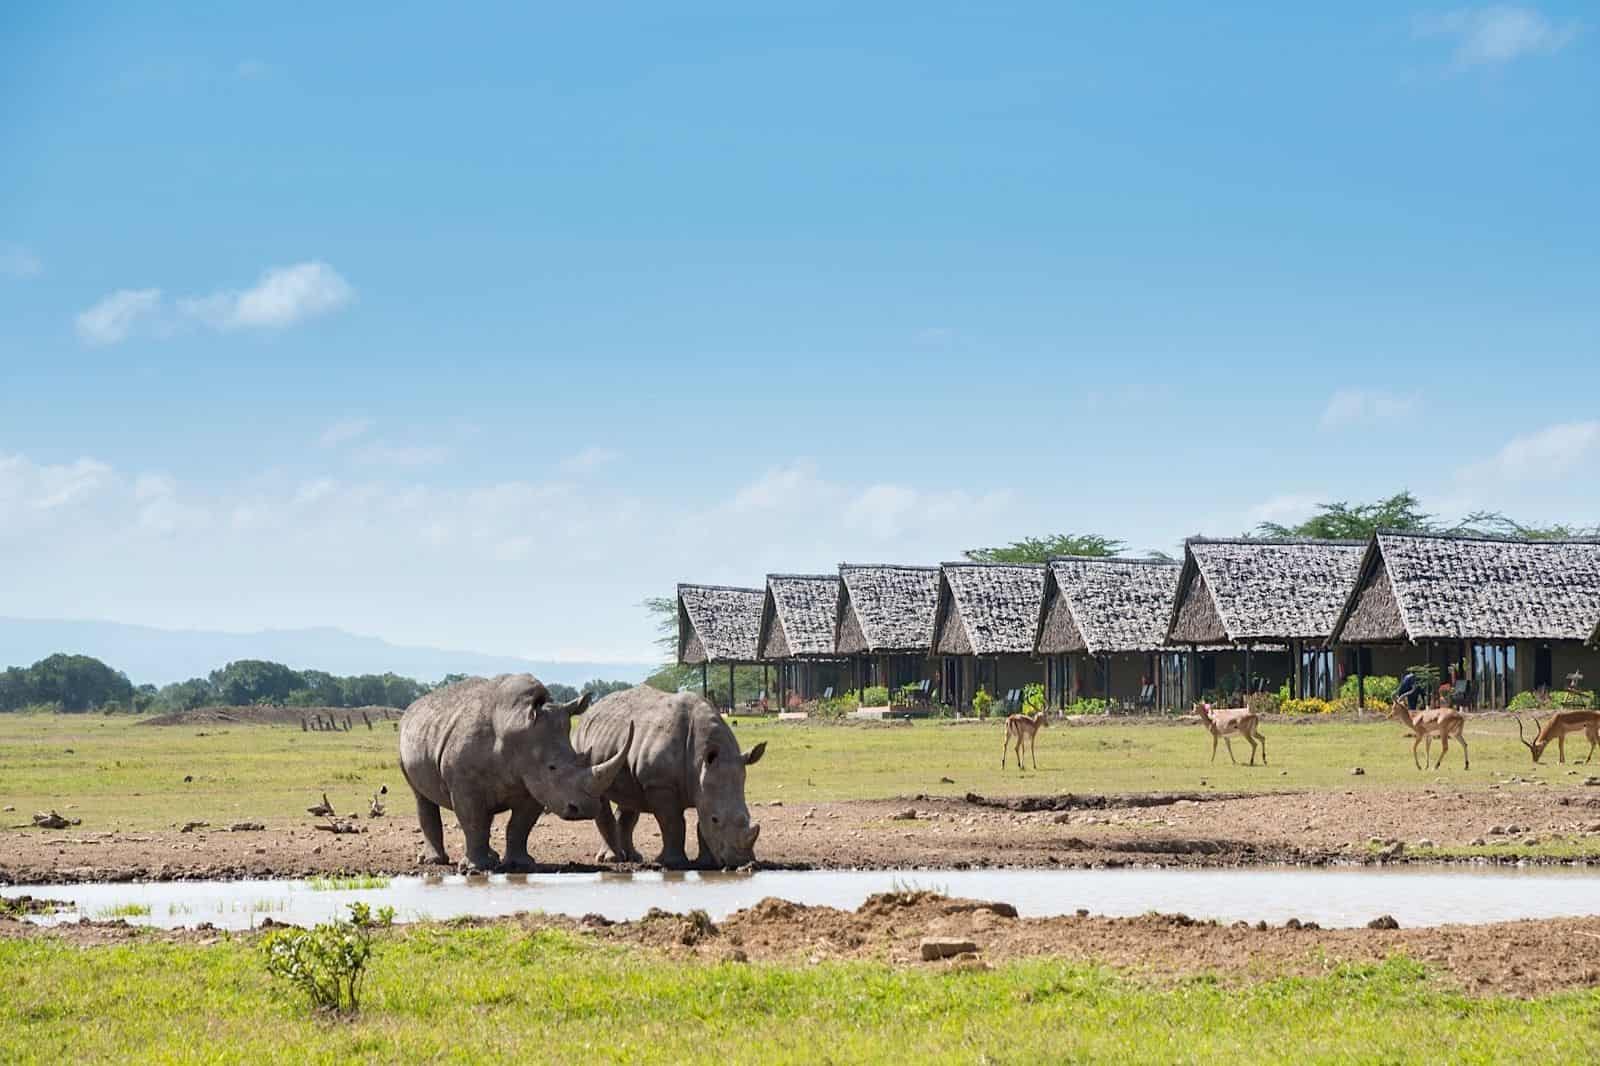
[
  {"x1": 1166, "y1": 538, "x2": 1365, "y2": 645},
  {"x1": 835, "y1": 564, "x2": 940, "y2": 655},
  {"x1": 1037, "y1": 556, "x2": 1182, "y2": 655},
  {"x1": 1332, "y1": 530, "x2": 1600, "y2": 645},
  {"x1": 677, "y1": 583, "x2": 763, "y2": 665},
  {"x1": 933, "y1": 562, "x2": 1046, "y2": 657},
  {"x1": 758, "y1": 574, "x2": 842, "y2": 660}
]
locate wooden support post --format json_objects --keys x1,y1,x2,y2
[
  {"x1": 1244, "y1": 646, "x2": 1253, "y2": 699},
  {"x1": 701, "y1": 663, "x2": 708, "y2": 698},
  {"x1": 728, "y1": 663, "x2": 735, "y2": 712},
  {"x1": 1356, "y1": 646, "x2": 1366, "y2": 719}
]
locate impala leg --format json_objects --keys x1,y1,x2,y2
[
  {"x1": 1434, "y1": 734, "x2": 1448, "y2": 770},
  {"x1": 1411, "y1": 735, "x2": 1423, "y2": 771},
  {"x1": 1456, "y1": 732, "x2": 1469, "y2": 770},
  {"x1": 1000, "y1": 729, "x2": 1010, "y2": 769},
  {"x1": 1224, "y1": 736, "x2": 1237, "y2": 765},
  {"x1": 1210, "y1": 734, "x2": 1219, "y2": 763},
  {"x1": 1558, "y1": 735, "x2": 1566, "y2": 764},
  {"x1": 1257, "y1": 730, "x2": 1267, "y2": 765},
  {"x1": 1245, "y1": 735, "x2": 1257, "y2": 766}
]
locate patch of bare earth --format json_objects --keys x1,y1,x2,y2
[{"x1": 4, "y1": 790, "x2": 1600, "y2": 885}]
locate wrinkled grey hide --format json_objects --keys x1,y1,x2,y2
[
  {"x1": 573, "y1": 685, "x2": 766, "y2": 869},
  {"x1": 399, "y1": 674, "x2": 631, "y2": 871}
]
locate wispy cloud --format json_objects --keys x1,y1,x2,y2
[
  {"x1": 559, "y1": 446, "x2": 621, "y2": 473},
  {"x1": 235, "y1": 59, "x2": 271, "y2": 79},
  {"x1": 1415, "y1": 6, "x2": 1582, "y2": 69},
  {"x1": 1457, "y1": 420, "x2": 1600, "y2": 484},
  {"x1": 77, "y1": 262, "x2": 354, "y2": 345},
  {"x1": 75, "y1": 289, "x2": 163, "y2": 346},
  {"x1": 352, "y1": 442, "x2": 451, "y2": 469},
  {"x1": 177, "y1": 261, "x2": 353, "y2": 331},
  {"x1": 319, "y1": 417, "x2": 375, "y2": 449},
  {"x1": 0, "y1": 243, "x2": 42, "y2": 279},
  {"x1": 1320, "y1": 388, "x2": 1416, "y2": 428}
]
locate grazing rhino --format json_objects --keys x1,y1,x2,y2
[
  {"x1": 399, "y1": 674, "x2": 632, "y2": 872},
  {"x1": 574, "y1": 686, "x2": 766, "y2": 869}
]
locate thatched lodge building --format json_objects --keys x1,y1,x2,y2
[
  {"x1": 757, "y1": 574, "x2": 848, "y2": 705},
  {"x1": 834, "y1": 563, "x2": 942, "y2": 696},
  {"x1": 1034, "y1": 556, "x2": 1194, "y2": 709},
  {"x1": 676, "y1": 583, "x2": 764, "y2": 705},
  {"x1": 1166, "y1": 538, "x2": 1364, "y2": 699},
  {"x1": 1330, "y1": 531, "x2": 1600, "y2": 708},
  {"x1": 931, "y1": 562, "x2": 1046, "y2": 709}
]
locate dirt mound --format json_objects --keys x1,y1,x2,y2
[{"x1": 138, "y1": 705, "x2": 402, "y2": 727}]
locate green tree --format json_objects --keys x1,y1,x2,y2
[
  {"x1": 1255, "y1": 491, "x2": 1435, "y2": 539},
  {"x1": 208, "y1": 660, "x2": 301, "y2": 706},
  {"x1": 963, "y1": 534, "x2": 1124, "y2": 563}
]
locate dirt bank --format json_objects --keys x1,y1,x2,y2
[
  {"x1": 6, "y1": 891, "x2": 1598, "y2": 999},
  {"x1": 4, "y1": 787, "x2": 1598, "y2": 885}
]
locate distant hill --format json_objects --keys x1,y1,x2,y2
[{"x1": 0, "y1": 617, "x2": 656, "y2": 689}]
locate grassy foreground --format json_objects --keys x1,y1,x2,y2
[
  {"x1": 1, "y1": 926, "x2": 1596, "y2": 1065},
  {"x1": 0, "y1": 712, "x2": 1583, "y2": 831}
]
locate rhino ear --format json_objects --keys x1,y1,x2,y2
[
  {"x1": 703, "y1": 746, "x2": 719, "y2": 765},
  {"x1": 743, "y1": 742, "x2": 767, "y2": 767}
]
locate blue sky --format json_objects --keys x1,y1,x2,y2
[{"x1": 2, "y1": 3, "x2": 1596, "y2": 663}]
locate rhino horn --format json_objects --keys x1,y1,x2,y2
[
  {"x1": 585, "y1": 722, "x2": 633, "y2": 796},
  {"x1": 742, "y1": 824, "x2": 760, "y2": 851},
  {"x1": 554, "y1": 691, "x2": 593, "y2": 716}
]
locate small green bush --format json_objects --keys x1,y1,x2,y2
[
  {"x1": 1062, "y1": 698, "x2": 1109, "y2": 716},
  {"x1": 1245, "y1": 692, "x2": 1280, "y2": 716},
  {"x1": 859, "y1": 685, "x2": 889, "y2": 707},
  {"x1": 262, "y1": 902, "x2": 393, "y2": 1014},
  {"x1": 1510, "y1": 689, "x2": 1596, "y2": 712},
  {"x1": 1338, "y1": 675, "x2": 1399, "y2": 704},
  {"x1": 1021, "y1": 683, "x2": 1046, "y2": 714},
  {"x1": 971, "y1": 689, "x2": 994, "y2": 718}
]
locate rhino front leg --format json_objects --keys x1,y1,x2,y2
[
  {"x1": 414, "y1": 792, "x2": 451, "y2": 866},
  {"x1": 650, "y1": 795, "x2": 692, "y2": 870},
  {"x1": 500, "y1": 802, "x2": 542, "y2": 872},
  {"x1": 453, "y1": 798, "x2": 501, "y2": 872}
]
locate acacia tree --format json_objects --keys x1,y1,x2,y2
[
  {"x1": 1255, "y1": 491, "x2": 1598, "y2": 540},
  {"x1": 963, "y1": 534, "x2": 1124, "y2": 563}
]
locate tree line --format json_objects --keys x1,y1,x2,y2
[{"x1": 0, "y1": 654, "x2": 636, "y2": 714}]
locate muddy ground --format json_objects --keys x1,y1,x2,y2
[
  {"x1": 6, "y1": 891, "x2": 1599, "y2": 998},
  {"x1": 4, "y1": 787, "x2": 1599, "y2": 885}
]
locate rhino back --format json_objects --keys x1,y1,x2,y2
[
  {"x1": 399, "y1": 675, "x2": 534, "y2": 807},
  {"x1": 577, "y1": 686, "x2": 712, "y2": 807}
]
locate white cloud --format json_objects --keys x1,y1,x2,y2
[
  {"x1": 236, "y1": 59, "x2": 270, "y2": 79},
  {"x1": 319, "y1": 417, "x2": 375, "y2": 448},
  {"x1": 178, "y1": 261, "x2": 353, "y2": 331},
  {"x1": 559, "y1": 446, "x2": 621, "y2": 473},
  {"x1": 352, "y1": 442, "x2": 450, "y2": 468},
  {"x1": 1415, "y1": 6, "x2": 1582, "y2": 68},
  {"x1": 1319, "y1": 388, "x2": 1417, "y2": 428},
  {"x1": 0, "y1": 243, "x2": 42, "y2": 279},
  {"x1": 74, "y1": 289, "x2": 163, "y2": 345},
  {"x1": 1244, "y1": 493, "x2": 1325, "y2": 529},
  {"x1": 1458, "y1": 421, "x2": 1600, "y2": 484}
]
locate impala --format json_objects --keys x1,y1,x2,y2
[
  {"x1": 1515, "y1": 710, "x2": 1600, "y2": 764},
  {"x1": 1387, "y1": 699, "x2": 1468, "y2": 770},
  {"x1": 1194, "y1": 702, "x2": 1267, "y2": 766},
  {"x1": 1001, "y1": 711, "x2": 1048, "y2": 770}
]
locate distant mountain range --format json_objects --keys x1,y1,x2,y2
[{"x1": 0, "y1": 617, "x2": 657, "y2": 689}]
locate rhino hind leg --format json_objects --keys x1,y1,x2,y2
[
  {"x1": 616, "y1": 809, "x2": 644, "y2": 863},
  {"x1": 414, "y1": 792, "x2": 451, "y2": 865},
  {"x1": 650, "y1": 796, "x2": 693, "y2": 870},
  {"x1": 592, "y1": 802, "x2": 628, "y2": 863},
  {"x1": 499, "y1": 803, "x2": 541, "y2": 873}
]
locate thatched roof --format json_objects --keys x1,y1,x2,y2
[
  {"x1": 758, "y1": 574, "x2": 842, "y2": 660},
  {"x1": 1332, "y1": 531, "x2": 1600, "y2": 645},
  {"x1": 677, "y1": 583, "x2": 763, "y2": 665},
  {"x1": 1166, "y1": 538, "x2": 1365, "y2": 645},
  {"x1": 933, "y1": 562, "x2": 1046, "y2": 657},
  {"x1": 835, "y1": 564, "x2": 940, "y2": 655},
  {"x1": 1037, "y1": 556, "x2": 1183, "y2": 655}
]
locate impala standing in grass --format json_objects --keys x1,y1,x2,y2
[
  {"x1": 1001, "y1": 711, "x2": 1048, "y2": 770},
  {"x1": 1387, "y1": 697, "x2": 1468, "y2": 770},
  {"x1": 1515, "y1": 710, "x2": 1600, "y2": 764},
  {"x1": 1194, "y1": 701, "x2": 1267, "y2": 766}
]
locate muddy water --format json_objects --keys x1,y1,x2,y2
[{"x1": 6, "y1": 865, "x2": 1599, "y2": 932}]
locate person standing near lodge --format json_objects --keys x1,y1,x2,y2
[{"x1": 1396, "y1": 669, "x2": 1420, "y2": 710}]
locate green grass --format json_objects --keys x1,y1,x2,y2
[
  {"x1": 0, "y1": 712, "x2": 1591, "y2": 833},
  {"x1": 0, "y1": 926, "x2": 1595, "y2": 1064},
  {"x1": 94, "y1": 902, "x2": 151, "y2": 919},
  {"x1": 306, "y1": 874, "x2": 392, "y2": 891}
]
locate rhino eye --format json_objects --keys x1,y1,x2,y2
[
  {"x1": 710, "y1": 816, "x2": 720, "y2": 824},
  {"x1": 547, "y1": 764, "x2": 556, "y2": 772}
]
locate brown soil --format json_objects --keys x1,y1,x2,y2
[
  {"x1": 137, "y1": 705, "x2": 402, "y2": 728},
  {"x1": 6, "y1": 892, "x2": 1599, "y2": 998},
  {"x1": 4, "y1": 789, "x2": 1598, "y2": 886}
]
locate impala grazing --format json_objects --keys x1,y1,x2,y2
[
  {"x1": 1515, "y1": 710, "x2": 1600, "y2": 764},
  {"x1": 1194, "y1": 702, "x2": 1266, "y2": 766},
  {"x1": 1387, "y1": 698, "x2": 1469, "y2": 770},
  {"x1": 1001, "y1": 711, "x2": 1048, "y2": 770}
]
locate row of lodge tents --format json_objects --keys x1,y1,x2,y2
[{"x1": 675, "y1": 531, "x2": 1600, "y2": 713}]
